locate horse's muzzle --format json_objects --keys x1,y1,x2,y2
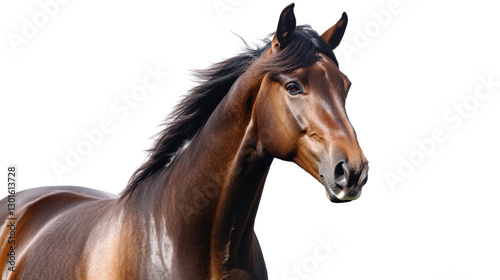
[{"x1": 320, "y1": 160, "x2": 368, "y2": 203}]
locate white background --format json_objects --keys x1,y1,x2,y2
[{"x1": 1, "y1": 0, "x2": 500, "y2": 279}]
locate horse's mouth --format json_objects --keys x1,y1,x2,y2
[
  {"x1": 327, "y1": 193, "x2": 353, "y2": 203},
  {"x1": 321, "y1": 175, "x2": 362, "y2": 203}
]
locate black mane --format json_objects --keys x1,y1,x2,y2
[{"x1": 122, "y1": 25, "x2": 338, "y2": 196}]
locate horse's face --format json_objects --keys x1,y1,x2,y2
[{"x1": 255, "y1": 4, "x2": 368, "y2": 203}]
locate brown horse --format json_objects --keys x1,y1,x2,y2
[{"x1": 0, "y1": 4, "x2": 368, "y2": 279}]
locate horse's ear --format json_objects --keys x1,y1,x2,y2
[
  {"x1": 272, "y1": 3, "x2": 296, "y2": 52},
  {"x1": 321, "y1": 12, "x2": 348, "y2": 50}
]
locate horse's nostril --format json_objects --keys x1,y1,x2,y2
[
  {"x1": 358, "y1": 164, "x2": 369, "y2": 187},
  {"x1": 333, "y1": 161, "x2": 349, "y2": 189},
  {"x1": 334, "y1": 161, "x2": 344, "y2": 177}
]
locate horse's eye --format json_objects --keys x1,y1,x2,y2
[{"x1": 285, "y1": 82, "x2": 303, "y2": 95}]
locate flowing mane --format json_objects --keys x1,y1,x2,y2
[
  {"x1": 122, "y1": 25, "x2": 338, "y2": 196},
  {"x1": 3, "y1": 6, "x2": 369, "y2": 279}
]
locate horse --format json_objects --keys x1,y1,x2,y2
[{"x1": 0, "y1": 4, "x2": 368, "y2": 279}]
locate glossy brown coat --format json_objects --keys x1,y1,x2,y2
[{"x1": 0, "y1": 4, "x2": 367, "y2": 279}]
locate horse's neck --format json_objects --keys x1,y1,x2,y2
[{"x1": 153, "y1": 70, "x2": 272, "y2": 274}]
